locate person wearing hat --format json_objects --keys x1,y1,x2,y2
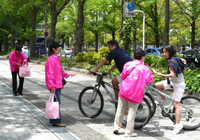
[
  {"x1": 113, "y1": 48, "x2": 153, "y2": 137},
  {"x1": 9, "y1": 45, "x2": 27, "y2": 96}
]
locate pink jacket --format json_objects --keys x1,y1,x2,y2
[
  {"x1": 9, "y1": 51, "x2": 27, "y2": 72},
  {"x1": 45, "y1": 55, "x2": 69, "y2": 90},
  {"x1": 119, "y1": 59, "x2": 153, "y2": 104}
]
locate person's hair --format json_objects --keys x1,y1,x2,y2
[
  {"x1": 48, "y1": 41, "x2": 60, "y2": 56},
  {"x1": 163, "y1": 45, "x2": 176, "y2": 59},
  {"x1": 134, "y1": 48, "x2": 146, "y2": 60},
  {"x1": 107, "y1": 40, "x2": 119, "y2": 48}
]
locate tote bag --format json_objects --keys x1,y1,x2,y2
[
  {"x1": 45, "y1": 93, "x2": 60, "y2": 119},
  {"x1": 19, "y1": 60, "x2": 30, "y2": 77}
]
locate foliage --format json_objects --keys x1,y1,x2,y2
[
  {"x1": 83, "y1": 51, "x2": 101, "y2": 64},
  {"x1": 98, "y1": 47, "x2": 109, "y2": 58},
  {"x1": 184, "y1": 68, "x2": 200, "y2": 93},
  {"x1": 74, "y1": 52, "x2": 85, "y2": 62}
]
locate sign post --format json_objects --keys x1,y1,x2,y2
[{"x1": 123, "y1": 2, "x2": 145, "y2": 50}]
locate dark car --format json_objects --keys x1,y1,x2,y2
[
  {"x1": 145, "y1": 48, "x2": 161, "y2": 57},
  {"x1": 183, "y1": 49, "x2": 200, "y2": 68}
]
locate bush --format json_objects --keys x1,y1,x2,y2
[
  {"x1": 99, "y1": 47, "x2": 109, "y2": 58},
  {"x1": 83, "y1": 51, "x2": 101, "y2": 64},
  {"x1": 75, "y1": 52, "x2": 85, "y2": 62},
  {"x1": 144, "y1": 55, "x2": 160, "y2": 67},
  {"x1": 184, "y1": 68, "x2": 200, "y2": 93}
]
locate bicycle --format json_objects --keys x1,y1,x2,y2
[
  {"x1": 78, "y1": 72, "x2": 151, "y2": 129},
  {"x1": 140, "y1": 84, "x2": 200, "y2": 130}
]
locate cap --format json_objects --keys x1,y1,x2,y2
[
  {"x1": 16, "y1": 45, "x2": 22, "y2": 52},
  {"x1": 134, "y1": 48, "x2": 146, "y2": 59}
]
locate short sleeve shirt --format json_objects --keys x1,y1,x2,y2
[{"x1": 106, "y1": 47, "x2": 132, "y2": 73}]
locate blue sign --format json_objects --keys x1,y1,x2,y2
[
  {"x1": 44, "y1": 31, "x2": 48, "y2": 38},
  {"x1": 127, "y1": 2, "x2": 135, "y2": 11}
]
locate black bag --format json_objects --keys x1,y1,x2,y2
[{"x1": 62, "y1": 78, "x2": 67, "y2": 86}]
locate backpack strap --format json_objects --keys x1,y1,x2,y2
[{"x1": 170, "y1": 59, "x2": 181, "y2": 70}]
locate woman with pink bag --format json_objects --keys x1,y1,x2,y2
[
  {"x1": 45, "y1": 41, "x2": 74, "y2": 127},
  {"x1": 9, "y1": 45, "x2": 27, "y2": 96}
]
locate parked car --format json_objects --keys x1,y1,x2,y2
[
  {"x1": 145, "y1": 48, "x2": 161, "y2": 57},
  {"x1": 183, "y1": 49, "x2": 200, "y2": 68},
  {"x1": 59, "y1": 48, "x2": 73, "y2": 58}
]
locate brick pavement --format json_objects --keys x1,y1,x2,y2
[{"x1": 0, "y1": 80, "x2": 79, "y2": 140}]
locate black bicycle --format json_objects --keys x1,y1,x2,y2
[{"x1": 78, "y1": 72, "x2": 151, "y2": 129}]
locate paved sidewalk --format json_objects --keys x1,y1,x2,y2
[{"x1": 0, "y1": 80, "x2": 79, "y2": 140}]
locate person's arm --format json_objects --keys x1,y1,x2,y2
[
  {"x1": 156, "y1": 66, "x2": 175, "y2": 78},
  {"x1": 181, "y1": 58, "x2": 186, "y2": 64},
  {"x1": 90, "y1": 59, "x2": 108, "y2": 72},
  {"x1": 106, "y1": 65, "x2": 116, "y2": 74}
]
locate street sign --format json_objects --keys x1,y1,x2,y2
[
  {"x1": 44, "y1": 24, "x2": 48, "y2": 29},
  {"x1": 123, "y1": 2, "x2": 136, "y2": 17},
  {"x1": 44, "y1": 31, "x2": 48, "y2": 38},
  {"x1": 127, "y1": 2, "x2": 135, "y2": 11}
]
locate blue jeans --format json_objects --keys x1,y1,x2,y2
[{"x1": 50, "y1": 89, "x2": 62, "y2": 124}]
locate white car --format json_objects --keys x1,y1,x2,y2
[{"x1": 59, "y1": 48, "x2": 73, "y2": 58}]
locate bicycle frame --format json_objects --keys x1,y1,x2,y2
[
  {"x1": 94, "y1": 74, "x2": 118, "y2": 104},
  {"x1": 145, "y1": 84, "x2": 176, "y2": 122}
]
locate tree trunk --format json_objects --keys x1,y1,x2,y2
[
  {"x1": 133, "y1": 17, "x2": 136, "y2": 52},
  {"x1": 30, "y1": 8, "x2": 37, "y2": 58},
  {"x1": 0, "y1": 41, "x2": 2, "y2": 53},
  {"x1": 112, "y1": 31, "x2": 115, "y2": 40},
  {"x1": 95, "y1": 32, "x2": 98, "y2": 52},
  {"x1": 49, "y1": 6, "x2": 57, "y2": 42},
  {"x1": 191, "y1": 20, "x2": 195, "y2": 49},
  {"x1": 3, "y1": 36, "x2": 9, "y2": 52},
  {"x1": 11, "y1": 31, "x2": 15, "y2": 49},
  {"x1": 74, "y1": 0, "x2": 85, "y2": 56},
  {"x1": 165, "y1": 0, "x2": 169, "y2": 46}
]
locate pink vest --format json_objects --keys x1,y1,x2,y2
[{"x1": 119, "y1": 59, "x2": 154, "y2": 104}]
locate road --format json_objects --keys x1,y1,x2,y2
[{"x1": 0, "y1": 57, "x2": 199, "y2": 140}]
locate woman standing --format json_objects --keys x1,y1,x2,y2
[
  {"x1": 113, "y1": 48, "x2": 153, "y2": 137},
  {"x1": 155, "y1": 45, "x2": 186, "y2": 134},
  {"x1": 45, "y1": 41, "x2": 72, "y2": 127},
  {"x1": 9, "y1": 45, "x2": 27, "y2": 96}
]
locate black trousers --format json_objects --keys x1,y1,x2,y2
[{"x1": 11, "y1": 71, "x2": 24, "y2": 94}]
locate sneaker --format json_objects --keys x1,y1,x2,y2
[
  {"x1": 125, "y1": 133, "x2": 137, "y2": 137},
  {"x1": 172, "y1": 124, "x2": 183, "y2": 134},
  {"x1": 122, "y1": 120, "x2": 127, "y2": 127},
  {"x1": 113, "y1": 129, "x2": 119, "y2": 135},
  {"x1": 53, "y1": 123, "x2": 66, "y2": 127}
]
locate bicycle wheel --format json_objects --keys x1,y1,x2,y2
[
  {"x1": 78, "y1": 86, "x2": 104, "y2": 118},
  {"x1": 172, "y1": 96, "x2": 200, "y2": 130},
  {"x1": 134, "y1": 98, "x2": 151, "y2": 129},
  {"x1": 144, "y1": 92, "x2": 156, "y2": 119}
]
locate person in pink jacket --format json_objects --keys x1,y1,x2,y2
[
  {"x1": 45, "y1": 41, "x2": 74, "y2": 127},
  {"x1": 113, "y1": 48, "x2": 154, "y2": 137},
  {"x1": 9, "y1": 45, "x2": 27, "y2": 96}
]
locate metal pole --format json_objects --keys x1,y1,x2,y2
[{"x1": 134, "y1": 10, "x2": 145, "y2": 50}]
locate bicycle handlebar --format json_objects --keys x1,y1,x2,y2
[{"x1": 90, "y1": 71, "x2": 107, "y2": 76}]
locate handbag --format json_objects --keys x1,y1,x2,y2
[
  {"x1": 45, "y1": 93, "x2": 60, "y2": 119},
  {"x1": 19, "y1": 60, "x2": 30, "y2": 77},
  {"x1": 62, "y1": 77, "x2": 67, "y2": 86}
]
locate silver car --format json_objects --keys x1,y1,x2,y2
[{"x1": 59, "y1": 48, "x2": 73, "y2": 58}]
